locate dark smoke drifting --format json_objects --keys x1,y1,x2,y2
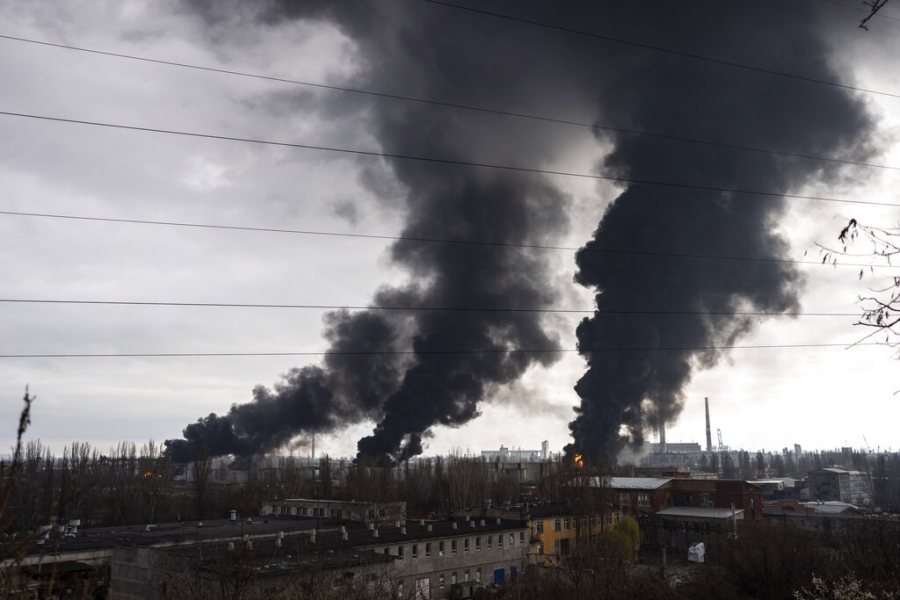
[
  {"x1": 167, "y1": 0, "x2": 575, "y2": 462},
  {"x1": 567, "y1": 4, "x2": 875, "y2": 461},
  {"x1": 165, "y1": 1, "x2": 876, "y2": 464}
]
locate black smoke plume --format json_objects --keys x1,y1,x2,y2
[
  {"x1": 167, "y1": 0, "x2": 578, "y2": 462},
  {"x1": 166, "y1": 1, "x2": 876, "y2": 464},
  {"x1": 567, "y1": 3, "x2": 875, "y2": 461}
]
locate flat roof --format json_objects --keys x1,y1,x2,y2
[
  {"x1": 608, "y1": 477, "x2": 673, "y2": 490},
  {"x1": 657, "y1": 507, "x2": 744, "y2": 519},
  {"x1": 23, "y1": 516, "x2": 527, "y2": 558}
]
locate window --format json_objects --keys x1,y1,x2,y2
[
  {"x1": 451, "y1": 540, "x2": 457, "y2": 555},
  {"x1": 536, "y1": 520, "x2": 544, "y2": 534},
  {"x1": 476, "y1": 568, "x2": 481, "y2": 583},
  {"x1": 398, "y1": 581, "x2": 404, "y2": 597},
  {"x1": 475, "y1": 537, "x2": 481, "y2": 551},
  {"x1": 439, "y1": 574, "x2": 445, "y2": 589},
  {"x1": 519, "y1": 531, "x2": 524, "y2": 544},
  {"x1": 509, "y1": 533, "x2": 515, "y2": 547},
  {"x1": 425, "y1": 542, "x2": 431, "y2": 557},
  {"x1": 398, "y1": 545, "x2": 404, "y2": 559},
  {"x1": 488, "y1": 535, "x2": 492, "y2": 549},
  {"x1": 563, "y1": 518, "x2": 570, "y2": 531},
  {"x1": 412, "y1": 544, "x2": 418, "y2": 559},
  {"x1": 451, "y1": 572, "x2": 457, "y2": 585},
  {"x1": 464, "y1": 538, "x2": 469, "y2": 553},
  {"x1": 553, "y1": 518, "x2": 561, "y2": 531},
  {"x1": 499, "y1": 534, "x2": 503, "y2": 548},
  {"x1": 700, "y1": 493, "x2": 713, "y2": 508},
  {"x1": 619, "y1": 492, "x2": 630, "y2": 505},
  {"x1": 464, "y1": 569, "x2": 470, "y2": 582},
  {"x1": 638, "y1": 493, "x2": 651, "y2": 507},
  {"x1": 439, "y1": 541, "x2": 445, "y2": 555}
]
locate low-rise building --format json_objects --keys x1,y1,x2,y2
[
  {"x1": 807, "y1": 468, "x2": 872, "y2": 505},
  {"x1": 763, "y1": 499, "x2": 867, "y2": 539},
  {"x1": 261, "y1": 498, "x2": 406, "y2": 525},
  {"x1": 525, "y1": 503, "x2": 622, "y2": 566},
  {"x1": 656, "y1": 506, "x2": 742, "y2": 553},
  {"x1": 7, "y1": 511, "x2": 528, "y2": 599}
]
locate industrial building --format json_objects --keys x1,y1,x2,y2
[{"x1": 4, "y1": 505, "x2": 530, "y2": 599}]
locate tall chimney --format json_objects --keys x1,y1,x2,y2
[
  {"x1": 659, "y1": 421, "x2": 666, "y2": 454},
  {"x1": 705, "y1": 397, "x2": 713, "y2": 453}
]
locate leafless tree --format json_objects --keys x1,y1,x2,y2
[
  {"x1": 821, "y1": 219, "x2": 900, "y2": 355},
  {"x1": 445, "y1": 452, "x2": 488, "y2": 511},
  {"x1": 191, "y1": 444, "x2": 213, "y2": 520}
]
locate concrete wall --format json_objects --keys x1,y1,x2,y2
[
  {"x1": 111, "y1": 547, "x2": 157, "y2": 600},
  {"x1": 358, "y1": 527, "x2": 529, "y2": 599}
]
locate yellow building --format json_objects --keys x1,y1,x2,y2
[{"x1": 526, "y1": 504, "x2": 622, "y2": 567}]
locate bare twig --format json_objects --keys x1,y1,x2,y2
[{"x1": 860, "y1": 0, "x2": 892, "y2": 29}]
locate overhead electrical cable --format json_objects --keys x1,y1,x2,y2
[
  {"x1": 0, "y1": 209, "x2": 883, "y2": 269},
  {"x1": 0, "y1": 298, "x2": 861, "y2": 317},
  {"x1": 819, "y1": 0, "x2": 900, "y2": 22},
  {"x1": 0, "y1": 34, "x2": 896, "y2": 172},
  {"x1": 423, "y1": 0, "x2": 900, "y2": 101},
  {"x1": 0, "y1": 342, "x2": 882, "y2": 359},
  {"x1": 1, "y1": 111, "x2": 896, "y2": 208}
]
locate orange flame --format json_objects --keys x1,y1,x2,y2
[{"x1": 574, "y1": 454, "x2": 584, "y2": 468}]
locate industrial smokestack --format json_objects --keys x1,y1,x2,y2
[
  {"x1": 659, "y1": 421, "x2": 666, "y2": 454},
  {"x1": 705, "y1": 398, "x2": 713, "y2": 453}
]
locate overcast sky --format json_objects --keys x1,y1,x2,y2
[{"x1": 2, "y1": 0, "x2": 900, "y2": 461}]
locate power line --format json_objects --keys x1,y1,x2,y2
[
  {"x1": 1, "y1": 209, "x2": 894, "y2": 270},
  {"x1": 1, "y1": 33, "x2": 895, "y2": 173},
  {"x1": 819, "y1": 0, "x2": 900, "y2": 22},
  {"x1": 2, "y1": 110, "x2": 896, "y2": 208},
  {"x1": 423, "y1": 0, "x2": 900, "y2": 101},
  {"x1": 0, "y1": 298, "x2": 861, "y2": 317},
  {"x1": 0, "y1": 342, "x2": 879, "y2": 359}
]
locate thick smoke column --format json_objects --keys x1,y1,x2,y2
[
  {"x1": 167, "y1": 0, "x2": 577, "y2": 462},
  {"x1": 166, "y1": 1, "x2": 876, "y2": 464},
  {"x1": 568, "y1": 3, "x2": 875, "y2": 461}
]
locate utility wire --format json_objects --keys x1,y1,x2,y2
[
  {"x1": 0, "y1": 210, "x2": 892, "y2": 270},
  {"x1": 819, "y1": 0, "x2": 900, "y2": 22},
  {"x1": 0, "y1": 298, "x2": 862, "y2": 317},
  {"x1": 0, "y1": 342, "x2": 881, "y2": 359},
  {"x1": 1, "y1": 110, "x2": 895, "y2": 208},
  {"x1": 423, "y1": 0, "x2": 900, "y2": 100},
  {"x1": 0, "y1": 33, "x2": 895, "y2": 173}
]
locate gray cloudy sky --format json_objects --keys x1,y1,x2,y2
[{"x1": 2, "y1": 0, "x2": 900, "y2": 460}]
